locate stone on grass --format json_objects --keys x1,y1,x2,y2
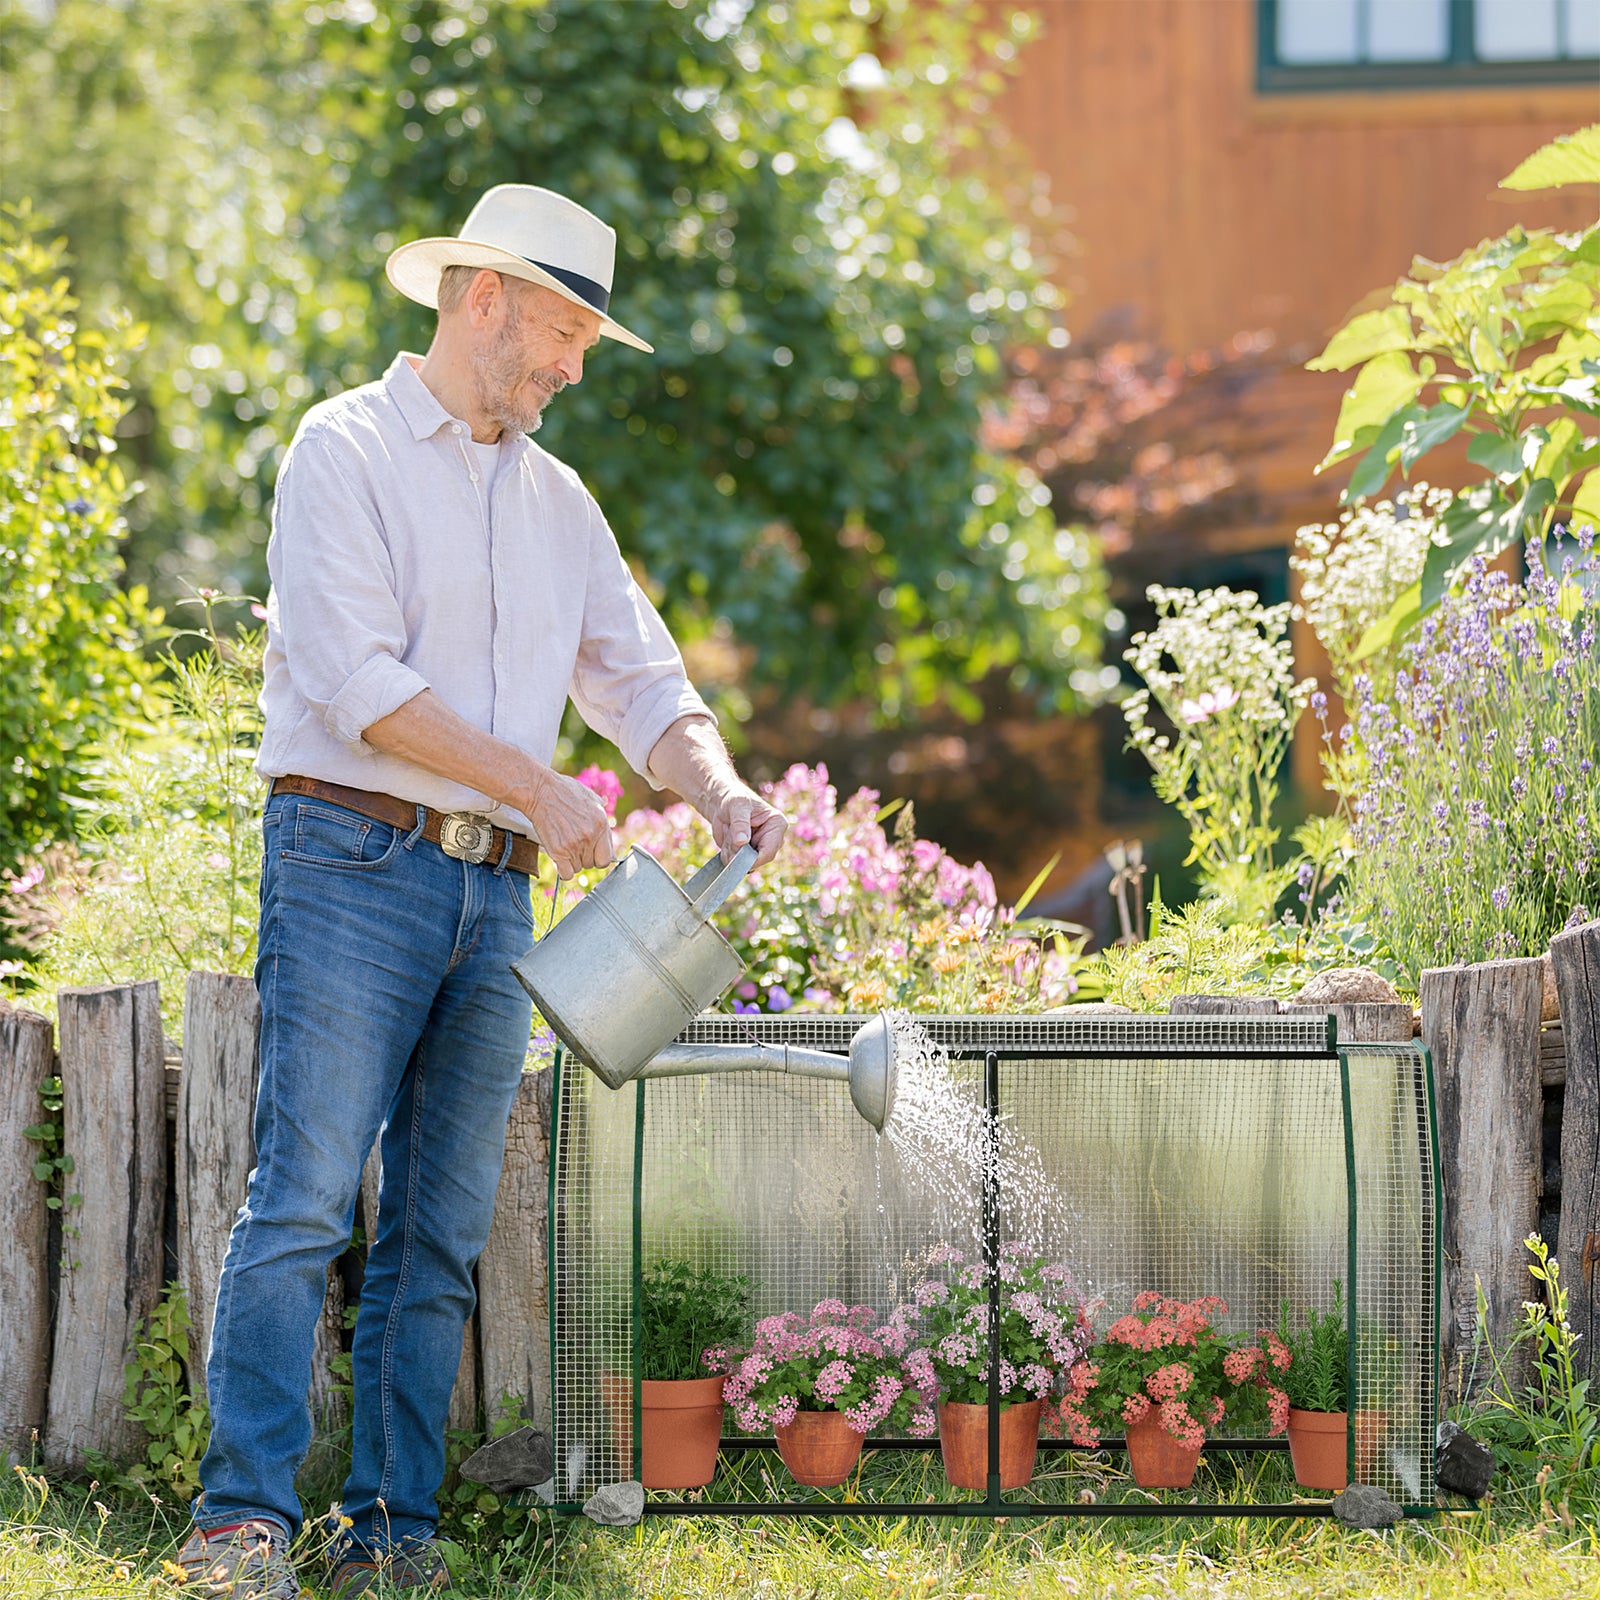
[
  {"x1": 583, "y1": 1480, "x2": 645, "y2": 1526},
  {"x1": 458, "y1": 1426, "x2": 555, "y2": 1495},
  {"x1": 1331, "y1": 1483, "x2": 1402, "y2": 1529},
  {"x1": 1299, "y1": 967, "x2": 1401, "y2": 1006},
  {"x1": 1435, "y1": 1420, "x2": 1495, "y2": 1499}
]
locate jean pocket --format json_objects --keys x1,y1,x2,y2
[
  {"x1": 502, "y1": 869, "x2": 538, "y2": 931},
  {"x1": 281, "y1": 800, "x2": 403, "y2": 872}
]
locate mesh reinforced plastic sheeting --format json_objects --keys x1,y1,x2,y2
[{"x1": 545, "y1": 1014, "x2": 1439, "y2": 1516}]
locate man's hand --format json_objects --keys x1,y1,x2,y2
[
  {"x1": 646, "y1": 717, "x2": 789, "y2": 869},
  {"x1": 512, "y1": 766, "x2": 615, "y2": 880},
  {"x1": 363, "y1": 689, "x2": 615, "y2": 878},
  {"x1": 700, "y1": 781, "x2": 787, "y2": 869}
]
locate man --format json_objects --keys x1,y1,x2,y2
[{"x1": 179, "y1": 184, "x2": 786, "y2": 1597}]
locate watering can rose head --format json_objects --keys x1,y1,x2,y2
[
  {"x1": 1050, "y1": 1292, "x2": 1292, "y2": 1450},
  {"x1": 718, "y1": 1300, "x2": 937, "y2": 1437}
]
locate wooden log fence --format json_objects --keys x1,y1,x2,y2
[
  {"x1": 0, "y1": 969, "x2": 1586, "y2": 1473},
  {"x1": 1549, "y1": 920, "x2": 1599, "y2": 1388}
]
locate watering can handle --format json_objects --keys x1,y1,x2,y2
[{"x1": 683, "y1": 843, "x2": 758, "y2": 920}]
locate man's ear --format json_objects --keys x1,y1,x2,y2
[{"x1": 465, "y1": 268, "x2": 504, "y2": 323}]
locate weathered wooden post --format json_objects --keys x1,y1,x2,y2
[
  {"x1": 176, "y1": 972, "x2": 260, "y2": 1387},
  {"x1": 45, "y1": 981, "x2": 165, "y2": 1471},
  {"x1": 1549, "y1": 920, "x2": 1599, "y2": 1385},
  {"x1": 1422, "y1": 957, "x2": 1544, "y2": 1399},
  {"x1": 477, "y1": 1068, "x2": 553, "y2": 1429},
  {"x1": 0, "y1": 1002, "x2": 56, "y2": 1464}
]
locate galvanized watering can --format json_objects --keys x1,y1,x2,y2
[{"x1": 511, "y1": 844, "x2": 900, "y2": 1130}]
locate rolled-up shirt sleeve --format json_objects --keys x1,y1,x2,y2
[
  {"x1": 568, "y1": 496, "x2": 715, "y2": 782},
  {"x1": 268, "y1": 430, "x2": 431, "y2": 752}
]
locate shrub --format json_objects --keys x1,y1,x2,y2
[
  {"x1": 1278, "y1": 1282, "x2": 1348, "y2": 1414},
  {"x1": 0, "y1": 205, "x2": 159, "y2": 885}
]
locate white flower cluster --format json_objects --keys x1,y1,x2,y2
[
  {"x1": 1123, "y1": 585, "x2": 1309, "y2": 743},
  {"x1": 1290, "y1": 484, "x2": 1452, "y2": 693}
]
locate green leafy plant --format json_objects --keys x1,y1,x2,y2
[
  {"x1": 1309, "y1": 125, "x2": 1600, "y2": 651},
  {"x1": 21, "y1": 1075, "x2": 80, "y2": 1217},
  {"x1": 1278, "y1": 1283, "x2": 1349, "y2": 1415},
  {"x1": 637, "y1": 1259, "x2": 754, "y2": 1385},
  {"x1": 1459, "y1": 1235, "x2": 1598, "y2": 1520},
  {"x1": 121, "y1": 1283, "x2": 210, "y2": 1499},
  {"x1": 0, "y1": 204, "x2": 159, "y2": 888},
  {"x1": 18, "y1": 593, "x2": 264, "y2": 1036}
]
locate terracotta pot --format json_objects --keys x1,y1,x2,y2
[
  {"x1": 1286, "y1": 1407, "x2": 1347, "y2": 1491},
  {"x1": 1123, "y1": 1412, "x2": 1203, "y2": 1489},
  {"x1": 937, "y1": 1399, "x2": 1042, "y2": 1491},
  {"x1": 639, "y1": 1376, "x2": 727, "y2": 1490},
  {"x1": 775, "y1": 1409, "x2": 865, "y2": 1487},
  {"x1": 599, "y1": 1371, "x2": 729, "y2": 1489},
  {"x1": 599, "y1": 1369, "x2": 635, "y2": 1477},
  {"x1": 1354, "y1": 1408, "x2": 1387, "y2": 1482}
]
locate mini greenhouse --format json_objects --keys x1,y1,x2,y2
[{"x1": 543, "y1": 1012, "x2": 1440, "y2": 1518}]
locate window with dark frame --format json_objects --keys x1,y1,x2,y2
[{"x1": 1258, "y1": 0, "x2": 1600, "y2": 91}]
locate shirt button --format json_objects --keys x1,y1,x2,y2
[{"x1": 470, "y1": 471, "x2": 479, "y2": 481}]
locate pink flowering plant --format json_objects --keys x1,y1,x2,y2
[
  {"x1": 901, "y1": 1242, "x2": 1089, "y2": 1408},
  {"x1": 1054, "y1": 1292, "x2": 1291, "y2": 1451},
  {"x1": 713, "y1": 1299, "x2": 936, "y2": 1438},
  {"x1": 613, "y1": 763, "x2": 1087, "y2": 1017}
]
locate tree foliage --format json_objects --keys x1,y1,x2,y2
[
  {"x1": 0, "y1": 207, "x2": 158, "y2": 874},
  {"x1": 3, "y1": 0, "x2": 1108, "y2": 726}
]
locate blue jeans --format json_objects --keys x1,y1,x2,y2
[{"x1": 195, "y1": 793, "x2": 536, "y2": 1552}]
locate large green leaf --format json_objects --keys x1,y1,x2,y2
[
  {"x1": 1353, "y1": 580, "x2": 1420, "y2": 662},
  {"x1": 1500, "y1": 124, "x2": 1600, "y2": 192},
  {"x1": 1343, "y1": 405, "x2": 1418, "y2": 501},
  {"x1": 1399, "y1": 400, "x2": 1469, "y2": 472},
  {"x1": 1307, "y1": 306, "x2": 1415, "y2": 373},
  {"x1": 1466, "y1": 430, "x2": 1528, "y2": 478},
  {"x1": 1571, "y1": 468, "x2": 1600, "y2": 532},
  {"x1": 1317, "y1": 352, "x2": 1426, "y2": 473}
]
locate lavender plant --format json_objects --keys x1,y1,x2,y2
[
  {"x1": 1336, "y1": 533, "x2": 1600, "y2": 979},
  {"x1": 1122, "y1": 586, "x2": 1313, "y2": 924}
]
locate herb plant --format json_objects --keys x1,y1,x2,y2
[
  {"x1": 1278, "y1": 1283, "x2": 1349, "y2": 1415},
  {"x1": 637, "y1": 1259, "x2": 753, "y2": 1384}
]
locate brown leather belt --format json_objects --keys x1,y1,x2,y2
[{"x1": 270, "y1": 775, "x2": 540, "y2": 874}]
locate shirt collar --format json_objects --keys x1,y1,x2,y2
[{"x1": 385, "y1": 353, "x2": 534, "y2": 463}]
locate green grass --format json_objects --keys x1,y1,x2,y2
[{"x1": 6, "y1": 1451, "x2": 1599, "y2": 1600}]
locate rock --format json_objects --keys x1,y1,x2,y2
[
  {"x1": 1435, "y1": 1420, "x2": 1495, "y2": 1499},
  {"x1": 1299, "y1": 967, "x2": 1401, "y2": 1006},
  {"x1": 583, "y1": 1480, "x2": 645, "y2": 1526},
  {"x1": 459, "y1": 1426, "x2": 555, "y2": 1495},
  {"x1": 1540, "y1": 953, "x2": 1560, "y2": 1023},
  {"x1": 1331, "y1": 1483, "x2": 1402, "y2": 1529}
]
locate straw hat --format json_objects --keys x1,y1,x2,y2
[{"x1": 385, "y1": 184, "x2": 653, "y2": 353}]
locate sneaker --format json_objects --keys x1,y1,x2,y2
[
  {"x1": 175, "y1": 1520, "x2": 306, "y2": 1599},
  {"x1": 328, "y1": 1539, "x2": 452, "y2": 1596}
]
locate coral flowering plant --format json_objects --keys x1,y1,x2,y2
[
  {"x1": 714, "y1": 1301, "x2": 936, "y2": 1438},
  {"x1": 901, "y1": 1243, "x2": 1088, "y2": 1407},
  {"x1": 1055, "y1": 1293, "x2": 1290, "y2": 1450}
]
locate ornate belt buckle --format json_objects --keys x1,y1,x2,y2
[{"x1": 439, "y1": 811, "x2": 495, "y2": 865}]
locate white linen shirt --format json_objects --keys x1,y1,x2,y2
[{"x1": 257, "y1": 353, "x2": 713, "y2": 839}]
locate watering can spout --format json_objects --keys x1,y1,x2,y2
[{"x1": 635, "y1": 1014, "x2": 898, "y2": 1133}]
